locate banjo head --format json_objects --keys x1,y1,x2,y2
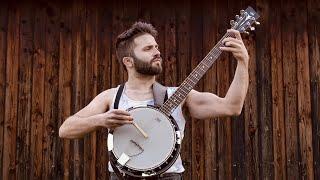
[{"x1": 108, "y1": 106, "x2": 181, "y2": 177}]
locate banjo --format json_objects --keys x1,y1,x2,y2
[{"x1": 108, "y1": 6, "x2": 260, "y2": 178}]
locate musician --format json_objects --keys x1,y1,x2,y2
[{"x1": 59, "y1": 21, "x2": 249, "y2": 180}]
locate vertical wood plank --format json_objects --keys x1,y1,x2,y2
[
  {"x1": 2, "y1": 5, "x2": 20, "y2": 180},
  {"x1": 270, "y1": 0, "x2": 287, "y2": 179},
  {"x1": 282, "y1": 0, "x2": 300, "y2": 179},
  {"x1": 42, "y1": 1, "x2": 61, "y2": 179},
  {"x1": 202, "y1": 0, "x2": 218, "y2": 179},
  {"x1": 164, "y1": 1, "x2": 177, "y2": 87},
  {"x1": 111, "y1": 0, "x2": 124, "y2": 86},
  {"x1": 30, "y1": 3, "x2": 46, "y2": 179},
  {"x1": 70, "y1": 1, "x2": 85, "y2": 179},
  {"x1": 296, "y1": 1, "x2": 314, "y2": 179},
  {"x1": 307, "y1": 0, "x2": 320, "y2": 177},
  {"x1": 0, "y1": 2, "x2": 8, "y2": 180},
  {"x1": 255, "y1": 0, "x2": 275, "y2": 179},
  {"x1": 16, "y1": 3, "x2": 33, "y2": 179},
  {"x1": 59, "y1": 5, "x2": 73, "y2": 180},
  {"x1": 190, "y1": 1, "x2": 205, "y2": 179}
]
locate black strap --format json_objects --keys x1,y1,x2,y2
[
  {"x1": 113, "y1": 84, "x2": 125, "y2": 109},
  {"x1": 109, "y1": 151, "x2": 125, "y2": 180}
]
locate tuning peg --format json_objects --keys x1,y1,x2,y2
[
  {"x1": 240, "y1": 10, "x2": 245, "y2": 15},
  {"x1": 230, "y1": 20, "x2": 235, "y2": 26},
  {"x1": 254, "y1": 21, "x2": 260, "y2": 25},
  {"x1": 250, "y1": 26, "x2": 255, "y2": 31},
  {"x1": 235, "y1": 15, "x2": 240, "y2": 20}
]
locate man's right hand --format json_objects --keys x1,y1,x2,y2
[{"x1": 97, "y1": 109, "x2": 133, "y2": 129}]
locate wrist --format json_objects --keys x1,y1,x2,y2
[
  {"x1": 237, "y1": 59, "x2": 249, "y2": 69},
  {"x1": 93, "y1": 114, "x2": 104, "y2": 128}
]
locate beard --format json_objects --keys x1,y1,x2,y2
[{"x1": 132, "y1": 54, "x2": 163, "y2": 75}]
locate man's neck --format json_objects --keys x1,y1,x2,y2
[{"x1": 126, "y1": 73, "x2": 156, "y2": 91}]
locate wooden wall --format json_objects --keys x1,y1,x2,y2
[{"x1": 0, "y1": 0, "x2": 319, "y2": 179}]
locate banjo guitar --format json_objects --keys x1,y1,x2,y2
[{"x1": 108, "y1": 6, "x2": 260, "y2": 178}]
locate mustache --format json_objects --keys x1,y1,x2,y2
[{"x1": 151, "y1": 56, "x2": 162, "y2": 62}]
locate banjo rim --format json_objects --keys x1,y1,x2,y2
[{"x1": 108, "y1": 105, "x2": 182, "y2": 177}]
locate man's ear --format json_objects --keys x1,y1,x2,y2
[{"x1": 122, "y1": 57, "x2": 134, "y2": 68}]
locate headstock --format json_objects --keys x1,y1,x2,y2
[{"x1": 230, "y1": 6, "x2": 260, "y2": 34}]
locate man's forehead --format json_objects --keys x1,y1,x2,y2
[{"x1": 133, "y1": 34, "x2": 157, "y2": 47}]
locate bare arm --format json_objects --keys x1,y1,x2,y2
[
  {"x1": 59, "y1": 88, "x2": 133, "y2": 139},
  {"x1": 185, "y1": 29, "x2": 249, "y2": 119}
]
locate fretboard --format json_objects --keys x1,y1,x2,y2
[{"x1": 159, "y1": 32, "x2": 234, "y2": 116}]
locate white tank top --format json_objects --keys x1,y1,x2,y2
[{"x1": 108, "y1": 86, "x2": 186, "y2": 173}]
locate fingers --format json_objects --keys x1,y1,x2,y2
[
  {"x1": 110, "y1": 109, "x2": 131, "y2": 116},
  {"x1": 227, "y1": 29, "x2": 242, "y2": 40},
  {"x1": 219, "y1": 46, "x2": 239, "y2": 52},
  {"x1": 222, "y1": 37, "x2": 242, "y2": 47}
]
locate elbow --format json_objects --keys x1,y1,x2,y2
[
  {"x1": 59, "y1": 125, "x2": 67, "y2": 138},
  {"x1": 233, "y1": 108, "x2": 242, "y2": 116},
  {"x1": 59, "y1": 118, "x2": 70, "y2": 138},
  {"x1": 229, "y1": 104, "x2": 243, "y2": 116}
]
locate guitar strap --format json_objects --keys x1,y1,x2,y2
[{"x1": 109, "y1": 82, "x2": 168, "y2": 179}]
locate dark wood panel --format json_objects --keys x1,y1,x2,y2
[
  {"x1": 0, "y1": 3, "x2": 8, "y2": 179},
  {"x1": 270, "y1": 0, "x2": 286, "y2": 179},
  {"x1": 295, "y1": 0, "x2": 314, "y2": 179},
  {"x1": 282, "y1": 0, "x2": 300, "y2": 179},
  {"x1": 308, "y1": 0, "x2": 320, "y2": 178},
  {"x1": 2, "y1": 6, "x2": 20, "y2": 180},
  {"x1": 30, "y1": 4, "x2": 46, "y2": 179},
  {"x1": 16, "y1": 4, "x2": 33, "y2": 179},
  {"x1": 42, "y1": 1, "x2": 60, "y2": 179},
  {"x1": 256, "y1": 0, "x2": 275, "y2": 179}
]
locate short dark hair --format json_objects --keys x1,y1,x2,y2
[{"x1": 115, "y1": 22, "x2": 158, "y2": 70}]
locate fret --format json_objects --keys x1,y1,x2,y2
[
  {"x1": 185, "y1": 78, "x2": 196, "y2": 87},
  {"x1": 195, "y1": 66, "x2": 206, "y2": 74},
  {"x1": 176, "y1": 88, "x2": 188, "y2": 97},
  {"x1": 187, "y1": 75, "x2": 197, "y2": 84}
]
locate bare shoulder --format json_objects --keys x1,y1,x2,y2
[
  {"x1": 94, "y1": 87, "x2": 117, "y2": 106},
  {"x1": 104, "y1": 87, "x2": 118, "y2": 108}
]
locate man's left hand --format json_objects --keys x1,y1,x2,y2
[{"x1": 220, "y1": 29, "x2": 249, "y2": 67}]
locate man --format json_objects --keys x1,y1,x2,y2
[{"x1": 59, "y1": 22, "x2": 249, "y2": 179}]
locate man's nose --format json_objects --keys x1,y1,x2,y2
[{"x1": 154, "y1": 48, "x2": 161, "y2": 57}]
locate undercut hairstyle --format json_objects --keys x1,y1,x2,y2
[{"x1": 115, "y1": 21, "x2": 158, "y2": 70}]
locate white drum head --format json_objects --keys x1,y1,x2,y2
[{"x1": 113, "y1": 106, "x2": 176, "y2": 171}]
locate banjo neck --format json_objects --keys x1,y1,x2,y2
[
  {"x1": 159, "y1": 6, "x2": 260, "y2": 117},
  {"x1": 159, "y1": 32, "x2": 233, "y2": 116}
]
